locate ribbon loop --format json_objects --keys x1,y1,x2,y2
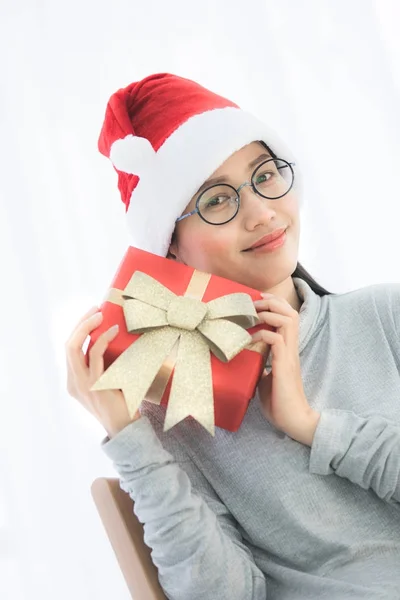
[
  {"x1": 123, "y1": 298, "x2": 168, "y2": 332},
  {"x1": 198, "y1": 319, "x2": 251, "y2": 362},
  {"x1": 206, "y1": 293, "x2": 260, "y2": 328},
  {"x1": 123, "y1": 271, "x2": 175, "y2": 310}
]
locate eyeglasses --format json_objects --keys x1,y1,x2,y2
[{"x1": 175, "y1": 158, "x2": 296, "y2": 226}]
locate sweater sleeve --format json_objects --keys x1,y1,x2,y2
[
  {"x1": 309, "y1": 409, "x2": 400, "y2": 507},
  {"x1": 100, "y1": 415, "x2": 267, "y2": 600},
  {"x1": 308, "y1": 284, "x2": 400, "y2": 506}
]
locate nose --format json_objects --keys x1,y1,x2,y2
[{"x1": 238, "y1": 184, "x2": 277, "y2": 230}]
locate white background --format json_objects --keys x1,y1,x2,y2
[{"x1": 1, "y1": 0, "x2": 399, "y2": 598}]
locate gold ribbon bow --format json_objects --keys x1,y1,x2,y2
[{"x1": 90, "y1": 270, "x2": 260, "y2": 436}]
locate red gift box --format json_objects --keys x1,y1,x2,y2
[{"x1": 87, "y1": 246, "x2": 270, "y2": 435}]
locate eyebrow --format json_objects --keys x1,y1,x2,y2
[{"x1": 195, "y1": 152, "x2": 272, "y2": 196}]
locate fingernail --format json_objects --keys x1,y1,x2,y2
[
  {"x1": 108, "y1": 324, "x2": 119, "y2": 334},
  {"x1": 93, "y1": 311, "x2": 103, "y2": 319}
]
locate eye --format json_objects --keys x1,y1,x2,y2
[
  {"x1": 207, "y1": 195, "x2": 225, "y2": 206},
  {"x1": 198, "y1": 185, "x2": 239, "y2": 215},
  {"x1": 204, "y1": 194, "x2": 232, "y2": 208},
  {"x1": 255, "y1": 171, "x2": 273, "y2": 185}
]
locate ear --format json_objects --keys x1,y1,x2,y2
[
  {"x1": 167, "y1": 242, "x2": 177, "y2": 260},
  {"x1": 167, "y1": 240, "x2": 185, "y2": 264},
  {"x1": 167, "y1": 239, "x2": 181, "y2": 261}
]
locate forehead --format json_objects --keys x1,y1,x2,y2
[{"x1": 210, "y1": 141, "x2": 267, "y2": 179}]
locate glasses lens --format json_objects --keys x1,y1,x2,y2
[
  {"x1": 198, "y1": 185, "x2": 239, "y2": 224},
  {"x1": 253, "y1": 159, "x2": 294, "y2": 199}
]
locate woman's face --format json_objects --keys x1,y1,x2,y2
[{"x1": 169, "y1": 141, "x2": 300, "y2": 292}]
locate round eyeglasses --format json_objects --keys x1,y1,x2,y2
[{"x1": 176, "y1": 158, "x2": 295, "y2": 226}]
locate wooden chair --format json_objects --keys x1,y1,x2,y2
[{"x1": 91, "y1": 477, "x2": 167, "y2": 600}]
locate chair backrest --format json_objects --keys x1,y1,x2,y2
[{"x1": 91, "y1": 477, "x2": 167, "y2": 600}]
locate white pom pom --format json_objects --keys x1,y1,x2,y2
[{"x1": 109, "y1": 135, "x2": 156, "y2": 175}]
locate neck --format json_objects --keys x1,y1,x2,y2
[{"x1": 265, "y1": 277, "x2": 302, "y2": 313}]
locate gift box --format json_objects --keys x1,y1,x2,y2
[{"x1": 87, "y1": 246, "x2": 270, "y2": 436}]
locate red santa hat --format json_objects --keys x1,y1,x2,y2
[{"x1": 98, "y1": 73, "x2": 303, "y2": 257}]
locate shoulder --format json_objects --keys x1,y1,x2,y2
[
  {"x1": 359, "y1": 282, "x2": 400, "y2": 329},
  {"x1": 330, "y1": 281, "x2": 400, "y2": 334}
]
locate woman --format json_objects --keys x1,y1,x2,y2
[{"x1": 66, "y1": 73, "x2": 400, "y2": 599}]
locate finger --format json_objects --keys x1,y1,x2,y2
[
  {"x1": 257, "y1": 311, "x2": 294, "y2": 346},
  {"x1": 252, "y1": 313, "x2": 299, "y2": 354},
  {"x1": 256, "y1": 311, "x2": 291, "y2": 330},
  {"x1": 254, "y1": 297, "x2": 294, "y2": 317},
  {"x1": 65, "y1": 308, "x2": 102, "y2": 354},
  {"x1": 252, "y1": 328, "x2": 286, "y2": 361},
  {"x1": 66, "y1": 306, "x2": 101, "y2": 343},
  {"x1": 88, "y1": 324, "x2": 119, "y2": 385},
  {"x1": 66, "y1": 311, "x2": 104, "y2": 376},
  {"x1": 66, "y1": 311, "x2": 103, "y2": 350},
  {"x1": 78, "y1": 304, "x2": 101, "y2": 323},
  {"x1": 262, "y1": 293, "x2": 292, "y2": 307},
  {"x1": 252, "y1": 329, "x2": 280, "y2": 343}
]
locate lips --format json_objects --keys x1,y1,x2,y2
[{"x1": 244, "y1": 228, "x2": 287, "y2": 251}]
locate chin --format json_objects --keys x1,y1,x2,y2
[
  {"x1": 223, "y1": 270, "x2": 264, "y2": 291},
  {"x1": 238, "y1": 262, "x2": 297, "y2": 292}
]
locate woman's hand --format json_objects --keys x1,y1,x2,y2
[
  {"x1": 65, "y1": 306, "x2": 141, "y2": 438},
  {"x1": 252, "y1": 293, "x2": 320, "y2": 446}
]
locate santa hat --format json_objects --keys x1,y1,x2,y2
[{"x1": 98, "y1": 73, "x2": 303, "y2": 257}]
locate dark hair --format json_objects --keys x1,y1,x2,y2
[
  {"x1": 170, "y1": 141, "x2": 334, "y2": 298},
  {"x1": 291, "y1": 262, "x2": 332, "y2": 297}
]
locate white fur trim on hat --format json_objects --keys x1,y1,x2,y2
[
  {"x1": 110, "y1": 135, "x2": 156, "y2": 175},
  {"x1": 123, "y1": 106, "x2": 303, "y2": 257}
]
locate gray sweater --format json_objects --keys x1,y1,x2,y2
[{"x1": 101, "y1": 276, "x2": 400, "y2": 599}]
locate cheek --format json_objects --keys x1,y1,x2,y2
[
  {"x1": 283, "y1": 190, "x2": 299, "y2": 217},
  {"x1": 178, "y1": 224, "x2": 237, "y2": 267},
  {"x1": 198, "y1": 230, "x2": 233, "y2": 252}
]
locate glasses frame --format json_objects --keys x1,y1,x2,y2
[{"x1": 175, "y1": 158, "x2": 296, "y2": 226}]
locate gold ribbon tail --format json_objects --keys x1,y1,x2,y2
[
  {"x1": 163, "y1": 330, "x2": 215, "y2": 436},
  {"x1": 90, "y1": 328, "x2": 179, "y2": 419}
]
